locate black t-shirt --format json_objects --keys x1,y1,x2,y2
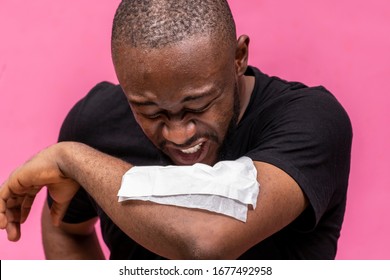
[{"x1": 48, "y1": 66, "x2": 352, "y2": 259}]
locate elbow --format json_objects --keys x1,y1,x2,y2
[
  {"x1": 190, "y1": 248, "x2": 227, "y2": 260},
  {"x1": 178, "y1": 235, "x2": 234, "y2": 260}
]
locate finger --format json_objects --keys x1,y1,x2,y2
[
  {"x1": 6, "y1": 196, "x2": 23, "y2": 209},
  {"x1": 5, "y1": 197, "x2": 23, "y2": 224},
  {"x1": 20, "y1": 194, "x2": 36, "y2": 224},
  {"x1": 0, "y1": 212, "x2": 7, "y2": 229},
  {"x1": 0, "y1": 197, "x2": 5, "y2": 212},
  {"x1": 4, "y1": 196, "x2": 24, "y2": 225},
  {"x1": 0, "y1": 181, "x2": 12, "y2": 200},
  {"x1": 0, "y1": 193, "x2": 5, "y2": 212},
  {"x1": 0, "y1": 187, "x2": 11, "y2": 229},
  {"x1": 6, "y1": 206, "x2": 21, "y2": 222},
  {"x1": 6, "y1": 222, "x2": 21, "y2": 242},
  {"x1": 0, "y1": 194, "x2": 6, "y2": 228}
]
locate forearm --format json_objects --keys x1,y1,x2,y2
[
  {"x1": 56, "y1": 142, "x2": 242, "y2": 259},
  {"x1": 41, "y1": 202, "x2": 105, "y2": 260},
  {"x1": 53, "y1": 142, "x2": 306, "y2": 259},
  {"x1": 1, "y1": 142, "x2": 251, "y2": 258}
]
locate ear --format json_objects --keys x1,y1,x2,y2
[{"x1": 235, "y1": 35, "x2": 250, "y2": 77}]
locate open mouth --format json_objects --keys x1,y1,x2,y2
[
  {"x1": 167, "y1": 140, "x2": 210, "y2": 165},
  {"x1": 180, "y1": 142, "x2": 203, "y2": 154}
]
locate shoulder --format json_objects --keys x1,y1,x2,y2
[
  {"x1": 75, "y1": 81, "x2": 128, "y2": 116},
  {"x1": 244, "y1": 67, "x2": 352, "y2": 142},
  {"x1": 58, "y1": 81, "x2": 133, "y2": 142},
  {"x1": 237, "y1": 68, "x2": 353, "y2": 231},
  {"x1": 244, "y1": 67, "x2": 353, "y2": 175}
]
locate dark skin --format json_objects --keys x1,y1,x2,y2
[
  {"x1": 114, "y1": 36, "x2": 245, "y2": 165},
  {"x1": 0, "y1": 35, "x2": 308, "y2": 259}
]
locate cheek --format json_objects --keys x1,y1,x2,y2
[
  {"x1": 135, "y1": 117, "x2": 163, "y2": 143},
  {"x1": 203, "y1": 103, "x2": 234, "y2": 135},
  {"x1": 215, "y1": 96, "x2": 235, "y2": 126}
]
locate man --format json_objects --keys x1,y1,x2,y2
[{"x1": 0, "y1": 0, "x2": 352, "y2": 259}]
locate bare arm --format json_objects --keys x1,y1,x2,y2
[
  {"x1": 0, "y1": 141, "x2": 307, "y2": 259},
  {"x1": 41, "y1": 202, "x2": 105, "y2": 259}
]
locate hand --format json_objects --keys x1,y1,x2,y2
[{"x1": 0, "y1": 144, "x2": 80, "y2": 241}]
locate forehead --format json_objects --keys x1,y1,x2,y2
[{"x1": 113, "y1": 37, "x2": 235, "y2": 99}]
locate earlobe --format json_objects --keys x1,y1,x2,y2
[{"x1": 235, "y1": 35, "x2": 250, "y2": 76}]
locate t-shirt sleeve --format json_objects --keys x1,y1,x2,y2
[
  {"x1": 245, "y1": 87, "x2": 352, "y2": 231},
  {"x1": 46, "y1": 82, "x2": 114, "y2": 223}
]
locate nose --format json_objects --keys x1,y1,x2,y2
[{"x1": 162, "y1": 120, "x2": 196, "y2": 145}]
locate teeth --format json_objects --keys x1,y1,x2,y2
[{"x1": 180, "y1": 143, "x2": 203, "y2": 154}]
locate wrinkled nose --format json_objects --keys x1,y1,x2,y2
[{"x1": 162, "y1": 121, "x2": 196, "y2": 145}]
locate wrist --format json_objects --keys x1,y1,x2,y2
[{"x1": 53, "y1": 141, "x2": 83, "y2": 180}]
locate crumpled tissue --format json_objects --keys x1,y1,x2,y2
[{"x1": 117, "y1": 156, "x2": 259, "y2": 222}]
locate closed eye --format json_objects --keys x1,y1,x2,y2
[
  {"x1": 186, "y1": 103, "x2": 211, "y2": 113},
  {"x1": 140, "y1": 112, "x2": 163, "y2": 119},
  {"x1": 139, "y1": 102, "x2": 212, "y2": 120}
]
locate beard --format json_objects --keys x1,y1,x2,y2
[{"x1": 216, "y1": 81, "x2": 241, "y2": 161}]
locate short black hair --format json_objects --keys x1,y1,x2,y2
[{"x1": 111, "y1": 0, "x2": 237, "y2": 49}]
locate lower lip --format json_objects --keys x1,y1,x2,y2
[{"x1": 168, "y1": 142, "x2": 210, "y2": 165}]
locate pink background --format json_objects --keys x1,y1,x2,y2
[{"x1": 0, "y1": 0, "x2": 389, "y2": 259}]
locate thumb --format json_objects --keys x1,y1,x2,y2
[{"x1": 49, "y1": 200, "x2": 72, "y2": 226}]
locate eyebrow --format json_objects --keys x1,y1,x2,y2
[
  {"x1": 129, "y1": 100, "x2": 157, "y2": 107},
  {"x1": 129, "y1": 91, "x2": 213, "y2": 107},
  {"x1": 181, "y1": 91, "x2": 213, "y2": 103}
]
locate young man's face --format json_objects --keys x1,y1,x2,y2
[{"x1": 113, "y1": 37, "x2": 240, "y2": 166}]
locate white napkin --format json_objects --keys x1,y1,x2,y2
[{"x1": 118, "y1": 156, "x2": 259, "y2": 222}]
